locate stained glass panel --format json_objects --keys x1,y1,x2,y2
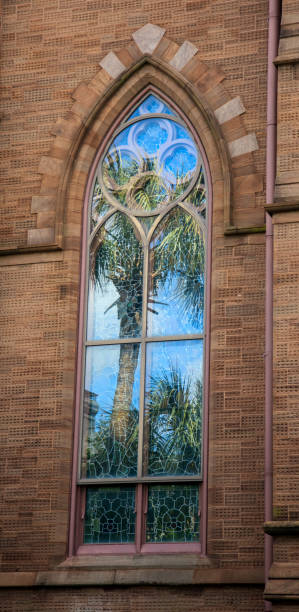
[
  {"x1": 128, "y1": 94, "x2": 176, "y2": 119},
  {"x1": 102, "y1": 118, "x2": 198, "y2": 211},
  {"x1": 147, "y1": 208, "x2": 205, "y2": 336},
  {"x1": 87, "y1": 213, "x2": 143, "y2": 340},
  {"x1": 84, "y1": 486, "x2": 136, "y2": 543},
  {"x1": 81, "y1": 344, "x2": 141, "y2": 478},
  {"x1": 146, "y1": 484, "x2": 199, "y2": 543},
  {"x1": 82, "y1": 90, "x2": 206, "y2": 549},
  {"x1": 144, "y1": 340, "x2": 203, "y2": 476}
]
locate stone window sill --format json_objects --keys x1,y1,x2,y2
[{"x1": 0, "y1": 557, "x2": 264, "y2": 588}]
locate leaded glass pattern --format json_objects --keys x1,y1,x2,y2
[
  {"x1": 80, "y1": 91, "x2": 207, "y2": 548},
  {"x1": 84, "y1": 486, "x2": 136, "y2": 543},
  {"x1": 146, "y1": 484, "x2": 200, "y2": 543}
]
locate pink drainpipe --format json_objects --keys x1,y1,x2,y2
[{"x1": 265, "y1": 0, "x2": 280, "y2": 609}]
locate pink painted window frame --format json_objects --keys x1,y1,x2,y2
[{"x1": 68, "y1": 86, "x2": 212, "y2": 557}]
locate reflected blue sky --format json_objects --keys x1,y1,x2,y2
[
  {"x1": 85, "y1": 344, "x2": 141, "y2": 423},
  {"x1": 82, "y1": 344, "x2": 140, "y2": 478},
  {"x1": 103, "y1": 116, "x2": 198, "y2": 202},
  {"x1": 87, "y1": 279, "x2": 120, "y2": 340},
  {"x1": 87, "y1": 213, "x2": 143, "y2": 341},
  {"x1": 128, "y1": 94, "x2": 176, "y2": 119},
  {"x1": 148, "y1": 208, "x2": 205, "y2": 336},
  {"x1": 148, "y1": 276, "x2": 204, "y2": 336},
  {"x1": 146, "y1": 339, "x2": 203, "y2": 396},
  {"x1": 145, "y1": 340, "x2": 203, "y2": 477}
]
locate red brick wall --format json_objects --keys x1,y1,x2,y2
[
  {"x1": 1, "y1": 0, "x2": 268, "y2": 248},
  {"x1": 0, "y1": 256, "x2": 75, "y2": 570},
  {"x1": 0, "y1": 0, "x2": 269, "y2": 609},
  {"x1": 0, "y1": 586, "x2": 264, "y2": 611}
]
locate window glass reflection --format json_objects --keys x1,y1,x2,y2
[
  {"x1": 185, "y1": 165, "x2": 207, "y2": 216},
  {"x1": 144, "y1": 340, "x2": 203, "y2": 476},
  {"x1": 128, "y1": 93, "x2": 176, "y2": 119},
  {"x1": 87, "y1": 213, "x2": 143, "y2": 340},
  {"x1": 102, "y1": 118, "x2": 198, "y2": 210},
  {"x1": 147, "y1": 208, "x2": 205, "y2": 336},
  {"x1": 90, "y1": 179, "x2": 111, "y2": 233},
  {"x1": 82, "y1": 90, "x2": 206, "y2": 549},
  {"x1": 81, "y1": 344, "x2": 141, "y2": 478}
]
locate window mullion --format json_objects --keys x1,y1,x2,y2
[
  {"x1": 135, "y1": 483, "x2": 143, "y2": 552},
  {"x1": 137, "y1": 244, "x2": 149, "y2": 479},
  {"x1": 76, "y1": 91, "x2": 207, "y2": 550}
]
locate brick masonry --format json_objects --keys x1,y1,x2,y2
[
  {"x1": 0, "y1": 0, "x2": 293, "y2": 610},
  {"x1": 0, "y1": 0, "x2": 268, "y2": 249},
  {"x1": 0, "y1": 586, "x2": 264, "y2": 612}
]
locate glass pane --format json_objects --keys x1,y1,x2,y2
[
  {"x1": 87, "y1": 213, "x2": 143, "y2": 340},
  {"x1": 146, "y1": 484, "x2": 199, "y2": 543},
  {"x1": 81, "y1": 344, "x2": 141, "y2": 478},
  {"x1": 128, "y1": 94, "x2": 176, "y2": 119},
  {"x1": 136, "y1": 215, "x2": 156, "y2": 235},
  {"x1": 185, "y1": 164, "x2": 207, "y2": 215},
  {"x1": 90, "y1": 179, "x2": 110, "y2": 232},
  {"x1": 144, "y1": 340, "x2": 203, "y2": 476},
  {"x1": 84, "y1": 486, "x2": 136, "y2": 543},
  {"x1": 102, "y1": 118, "x2": 198, "y2": 210},
  {"x1": 147, "y1": 208, "x2": 205, "y2": 336}
]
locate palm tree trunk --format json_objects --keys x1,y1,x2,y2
[{"x1": 110, "y1": 339, "x2": 140, "y2": 441}]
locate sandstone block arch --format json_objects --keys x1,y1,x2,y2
[{"x1": 28, "y1": 23, "x2": 263, "y2": 251}]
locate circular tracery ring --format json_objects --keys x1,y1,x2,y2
[{"x1": 95, "y1": 96, "x2": 206, "y2": 217}]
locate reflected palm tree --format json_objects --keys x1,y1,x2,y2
[
  {"x1": 146, "y1": 365, "x2": 202, "y2": 476},
  {"x1": 90, "y1": 213, "x2": 142, "y2": 444},
  {"x1": 89, "y1": 160, "x2": 205, "y2": 461},
  {"x1": 86, "y1": 404, "x2": 139, "y2": 478},
  {"x1": 86, "y1": 366, "x2": 202, "y2": 478}
]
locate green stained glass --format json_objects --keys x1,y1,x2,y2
[
  {"x1": 146, "y1": 484, "x2": 199, "y2": 543},
  {"x1": 87, "y1": 212, "x2": 143, "y2": 340},
  {"x1": 84, "y1": 486, "x2": 136, "y2": 543},
  {"x1": 81, "y1": 344, "x2": 140, "y2": 479}
]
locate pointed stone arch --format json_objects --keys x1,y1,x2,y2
[{"x1": 28, "y1": 23, "x2": 262, "y2": 250}]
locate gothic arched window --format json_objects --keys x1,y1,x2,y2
[{"x1": 78, "y1": 91, "x2": 208, "y2": 553}]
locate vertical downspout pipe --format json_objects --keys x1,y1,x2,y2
[{"x1": 265, "y1": 0, "x2": 280, "y2": 609}]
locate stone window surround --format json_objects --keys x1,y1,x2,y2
[
  {"x1": 1, "y1": 23, "x2": 263, "y2": 257},
  {"x1": 0, "y1": 24, "x2": 266, "y2": 588},
  {"x1": 73, "y1": 85, "x2": 211, "y2": 557},
  {"x1": 64, "y1": 26, "x2": 262, "y2": 578}
]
